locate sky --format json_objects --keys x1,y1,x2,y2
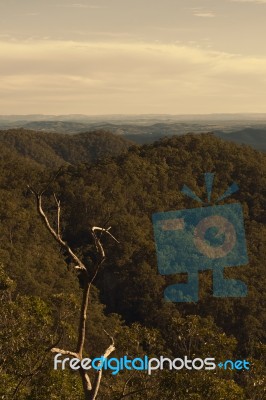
[{"x1": 0, "y1": 0, "x2": 266, "y2": 115}]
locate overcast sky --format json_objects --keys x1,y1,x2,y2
[{"x1": 1, "y1": 0, "x2": 266, "y2": 115}]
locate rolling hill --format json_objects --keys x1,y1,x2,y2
[{"x1": 0, "y1": 129, "x2": 133, "y2": 168}]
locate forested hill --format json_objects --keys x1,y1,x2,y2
[
  {"x1": 123, "y1": 129, "x2": 266, "y2": 151},
  {"x1": 0, "y1": 128, "x2": 133, "y2": 168},
  {"x1": 1, "y1": 128, "x2": 265, "y2": 171},
  {"x1": 215, "y1": 128, "x2": 266, "y2": 151},
  {"x1": 1, "y1": 133, "x2": 265, "y2": 399}
]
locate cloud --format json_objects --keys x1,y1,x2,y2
[
  {"x1": 0, "y1": 40, "x2": 265, "y2": 114},
  {"x1": 72, "y1": 30, "x2": 136, "y2": 39},
  {"x1": 55, "y1": 3, "x2": 105, "y2": 9},
  {"x1": 191, "y1": 8, "x2": 215, "y2": 18},
  {"x1": 193, "y1": 11, "x2": 215, "y2": 18},
  {"x1": 230, "y1": 0, "x2": 266, "y2": 3}
]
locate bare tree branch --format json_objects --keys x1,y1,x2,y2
[
  {"x1": 51, "y1": 348, "x2": 80, "y2": 359},
  {"x1": 28, "y1": 186, "x2": 87, "y2": 273},
  {"x1": 90, "y1": 330, "x2": 115, "y2": 400},
  {"x1": 53, "y1": 193, "x2": 61, "y2": 237},
  {"x1": 92, "y1": 226, "x2": 119, "y2": 259},
  {"x1": 76, "y1": 281, "x2": 90, "y2": 357},
  {"x1": 28, "y1": 175, "x2": 119, "y2": 400}
]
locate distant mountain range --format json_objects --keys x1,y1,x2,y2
[
  {"x1": 1, "y1": 113, "x2": 266, "y2": 123},
  {"x1": 215, "y1": 129, "x2": 266, "y2": 151},
  {"x1": 0, "y1": 114, "x2": 265, "y2": 151},
  {"x1": 124, "y1": 128, "x2": 266, "y2": 151}
]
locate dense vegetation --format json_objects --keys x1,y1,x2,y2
[
  {"x1": 0, "y1": 129, "x2": 132, "y2": 168},
  {"x1": 0, "y1": 132, "x2": 265, "y2": 399},
  {"x1": 215, "y1": 128, "x2": 266, "y2": 152},
  {"x1": 1, "y1": 121, "x2": 266, "y2": 151}
]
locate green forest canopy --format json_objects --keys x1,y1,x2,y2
[{"x1": 0, "y1": 131, "x2": 265, "y2": 399}]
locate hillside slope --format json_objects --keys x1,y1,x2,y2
[
  {"x1": 1, "y1": 133, "x2": 265, "y2": 399},
  {"x1": 46, "y1": 133, "x2": 265, "y2": 342},
  {"x1": 0, "y1": 129, "x2": 133, "y2": 168},
  {"x1": 215, "y1": 128, "x2": 266, "y2": 151}
]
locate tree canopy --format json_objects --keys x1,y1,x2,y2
[{"x1": 0, "y1": 131, "x2": 265, "y2": 399}]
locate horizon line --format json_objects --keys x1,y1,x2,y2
[{"x1": 1, "y1": 112, "x2": 266, "y2": 117}]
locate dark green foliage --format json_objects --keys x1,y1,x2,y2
[
  {"x1": 216, "y1": 128, "x2": 266, "y2": 151},
  {"x1": 0, "y1": 128, "x2": 132, "y2": 168},
  {"x1": 0, "y1": 132, "x2": 265, "y2": 398},
  {"x1": 54, "y1": 134, "x2": 265, "y2": 339}
]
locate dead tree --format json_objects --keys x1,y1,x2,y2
[{"x1": 28, "y1": 183, "x2": 118, "y2": 400}]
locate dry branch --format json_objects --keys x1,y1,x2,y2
[{"x1": 29, "y1": 179, "x2": 118, "y2": 400}]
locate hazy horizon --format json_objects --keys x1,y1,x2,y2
[{"x1": 1, "y1": 112, "x2": 266, "y2": 119}]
